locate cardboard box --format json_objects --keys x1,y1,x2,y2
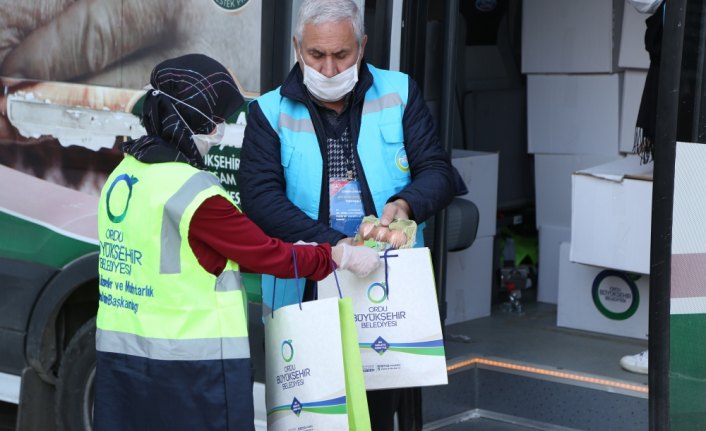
[
  {"x1": 558, "y1": 242, "x2": 649, "y2": 340},
  {"x1": 537, "y1": 224, "x2": 571, "y2": 304},
  {"x1": 619, "y1": 70, "x2": 647, "y2": 153},
  {"x1": 570, "y1": 156, "x2": 653, "y2": 274},
  {"x1": 527, "y1": 74, "x2": 621, "y2": 155},
  {"x1": 451, "y1": 150, "x2": 499, "y2": 238},
  {"x1": 618, "y1": 1, "x2": 650, "y2": 69},
  {"x1": 534, "y1": 154, "x2": 621, "y2": 228},
  {"x1": 522, "y1": 0, "x2": 624, "y2": 73},
  {"x1": 445, "y1": 235, "x2": 494, "y2": 324}
]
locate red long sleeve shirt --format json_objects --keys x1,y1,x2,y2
[{"x1": 188, "y1": 196, "x2": 334, "y2": 280}]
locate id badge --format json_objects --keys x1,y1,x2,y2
[{"x1": 329, "y1": 178, "x2": 365, "y2": 237}]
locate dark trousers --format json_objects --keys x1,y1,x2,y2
[{"x1": 367, "y1": 387, "x2": 423, "y2": 431}]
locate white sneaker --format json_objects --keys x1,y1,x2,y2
[{"x1": 620, "y1": 350, "x2": 648, "y2": 374}]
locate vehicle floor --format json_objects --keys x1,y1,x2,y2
[{"x1": 442, "y1": 301, "x2": 648, "y2": 385}]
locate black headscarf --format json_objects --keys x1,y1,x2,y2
[{"x1": 123, "y1": 53, "x2": 244, "y2": 169}]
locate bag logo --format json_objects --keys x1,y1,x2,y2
[
  {"x1": 106, "y1": 174, "x2": 138, "y2": 223},
  {"x1": 212, "y1": 0, "x2": 250, "y2": 12},
  {"x1": 372, "y1": 336, "x2": 390, "y2": 355},
  {"x1": 395, "y1": 147, "x2": 409, "y2": 173},
  {"x1": 281, "y1": 339, "x2": 294, "y2": 362},
  {"x1": 591, "y1": 270, "x2": 640, "y2": 321},
  {"x1": 367, "y1": 282, "x2": 388, "y2": 304},
  {"x1": 290, "y1": 397, "x2": 302, "y2": 416}
]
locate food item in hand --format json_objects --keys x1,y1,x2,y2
[
  {"x1": 387, "y1": 229, "x2": 407, "y2": 248},
  {"x1": 374, "y1": 226, "x2": 390, "y2": 242},
  {"x1": 359, "y1": 221, "x2": 375, "y2": 239},
  {"x1": 354, "y1": 215, "x2": 417, "y2": 250}
]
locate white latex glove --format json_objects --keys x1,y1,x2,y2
[
  {"x1": 294, "y1": 240, "x2": 319, "y2": 246},
  {"x1": 337, "y1": 243, "x2": 381, "y2": 278}
]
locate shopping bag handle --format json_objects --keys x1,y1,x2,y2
[
  {"x1": 382, "y1": 247, "x2": 399, "y2": 299},
  {"x1": 330, "y1": 261, "x2": 344, "y2": 299},
  {"x1": 270, "y1": 248, "x2": 304, "y2": 319}
]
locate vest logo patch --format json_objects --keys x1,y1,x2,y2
[
  {"x1": 395, "y1": 147, "x2": 409, "y2": 173},
  {"x1": 106, "y1": 174, "x2": 139, "y2": 223}
]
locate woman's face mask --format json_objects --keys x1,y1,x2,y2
[
  {"x1": 299, "y1": 48, "x2": 361, "y2": 103},
  {"x1": 192, "y1": 122, "x2": 226, "y2": 157}
]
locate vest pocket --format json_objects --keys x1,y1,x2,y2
[
  {"x1": 280, "y1": 141, "x2": 318, "y2": 218},
  {"x1": 379, "y1": 123, "x2": 410, "y2": 182},
  {"x1": 380, "y1": 122, "x2": 404, "y2": 144}
]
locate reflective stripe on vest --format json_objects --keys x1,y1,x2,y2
[
  {"x1": 97, "y1": 156, "x2": 249, "y2": 360},
  {"x1": 96, "y1": 329, "x2": 250, "y2": 360},
  {"x1": 161, "y1": 171, "x2": 223, "y2": 274}
]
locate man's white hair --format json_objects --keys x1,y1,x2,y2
[{"x1": 294, "y1": 0, "x2": 364, "y2": 44}]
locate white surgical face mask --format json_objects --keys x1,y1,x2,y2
[
  {"x1": 300, "y1": 49, "x2": 360, "y2": 102},
  {"x1": 192, "y1": 122, "x2": 226, "y2": 156}
]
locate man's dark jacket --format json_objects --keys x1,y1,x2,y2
[{"x1": 239, "y1": 61, "x2": 467, "y2": 246}]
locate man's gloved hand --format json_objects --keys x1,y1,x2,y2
[{"x1": 335, "y1": 243, "x2": 380, "y2": 278}]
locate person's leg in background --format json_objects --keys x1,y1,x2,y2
[
  {"x1": 367, "y1": 388, "x2": 401, "y2": 431},
  {"x1": 620, "y1": 350, "x2": 649, "y2": 374},
  {"x1": 397, "y1": 387, "x2": 423, "y2": 431},
  {"x1": 367, "y1": 387, "x2": 423, "y2": 431}
]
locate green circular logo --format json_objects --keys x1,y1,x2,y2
[
  {"x1": 591, "y1": 270, "x2": 640, "y2": 321},
  {"x1": 367, "y1": 283, "x2": 388, "y2": 304},
  {"x1": 106, "y1": 174, "x2": 138, "y2": 223},
  {"x1": 212, "y1": 0, "x2": 250, "y2": 12},
  {"x1": 281, "y1": 340, "x2": 294, "y2": 362}
]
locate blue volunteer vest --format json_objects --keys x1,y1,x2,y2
[{"x1": 257, "y1": 65, "x2": 424, "y2": 312}]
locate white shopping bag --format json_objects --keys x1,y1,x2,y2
[
  {"x1": 319, "y1": 247, "x2": 448, "y2": 390},
  {"x1": 265, "y1": 297, "x2": 349, "y2": 430}
]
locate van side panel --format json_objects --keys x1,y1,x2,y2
[{"x1": 0, "y1": 258, "x2": 56, "y2": 374}]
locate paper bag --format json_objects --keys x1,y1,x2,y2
[
  {"x1": 319, "y1": 247, "x2": 448, "y2": 390},
  {"x1": 265, "y1": 282, "x2": 370, "y2": 430}
]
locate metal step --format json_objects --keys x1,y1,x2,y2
[
  {"x1": 423, "y1": 354, "x2": 647, "y2": 431},
  {"x1": 425, "y1": 409, "x2": 581, "y2": 430}
]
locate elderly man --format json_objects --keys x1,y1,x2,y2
[{"x1": 240, "y1": 0, "x2": 466, "y2": 429}]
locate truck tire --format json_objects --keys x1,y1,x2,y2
[{"x1": 55, "y1": 317, "x2": 96, "y2": 431}]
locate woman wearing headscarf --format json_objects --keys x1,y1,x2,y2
[{"x1": 93, "y1": 54, "x2": 380, "y2": 431}]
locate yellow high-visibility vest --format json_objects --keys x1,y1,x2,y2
[{"x1": 96, "y1": 155, "x2": 249, "y2": 361}]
